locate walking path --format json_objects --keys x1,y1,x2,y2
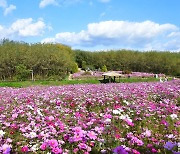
[{"x1": 68, "y1": 74, "x2": 72, "y2": 80}]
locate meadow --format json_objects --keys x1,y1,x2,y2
[
  {"x1": 0, "y1": 79, "x2": 179, "y2": 153},
  {"x1": 0, "y1": 77, "x2": 161, "y2": 88},
  {"x1": 0, "y1": 71, "x2": 164, "y2": 88},
  {"x1": 0, "y1": 79, "x2": 100, "y2": 88}
]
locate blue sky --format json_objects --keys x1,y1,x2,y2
[{"x1": 0, "y1": 0, "x2": 180, "y2": 51}]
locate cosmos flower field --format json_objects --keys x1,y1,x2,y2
[
  {"x1": 72, "y1": 71, "x2": 165, "y2": 79},
  {"x1": 0, "y1": 80, "x2": 180, "y2": 153}
]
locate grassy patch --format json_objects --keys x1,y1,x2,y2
[
  {"x1": 117, "y1": 77, "x2": 160, "y2": 83},
  {"x1": 0, "y1": 77, "x2": 171, "y2": 88},
  {"x1": 60, "y1": 79, "x2": 100, "y2": 85},
  {"x1": 0, "y1": 80, "x2": 59, "y2": 88},
  {"x1": 0, "y1": 79, "x2": 100, "y2": 88}
]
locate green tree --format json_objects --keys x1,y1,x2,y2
[
  {"x1": 82, "y1": 61, "x2": 87, "y2": 70},
  {"x1": 70, "y1": 63, "x2": 78, "y2": 73},
  {"x1": 15, "y1": 64, "x2": 30, "y2": 81}
]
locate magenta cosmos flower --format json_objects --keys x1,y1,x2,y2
[
  {"x1": 48, "y1": 139, "x2": 58, "y2": 148},
  {"x1": 21, "y1": 146, "x2": 29, "y2": 153},
  {"x1": 52, "y1": 147, "x2": 63, "y2": 154},
  {"x1": 40, "y1": 142, "x2": 47, "y2": 151}
]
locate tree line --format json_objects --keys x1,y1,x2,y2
[
  {"x1": 75, "y1": 49, "x2": 180, "y2": 77},
  {"x1": 0, "y1": 39, "x2": 179, "y2": 81},
  {"x1": 0, "y1": 39, "x2": 78, "y2": 81}
]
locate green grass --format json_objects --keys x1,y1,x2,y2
[
  {"x1": 0, "y1": 77, "x2": 169, "y2": 88},
  {"x1": 0, "y1": 79, "x2": 100, "y2": 88},
  {"x1": 117, "y1": 77, "x2": 160, "y2": 83},
  {"x1": 60, "y1": 79, "x2": 100, "y2": 85}
]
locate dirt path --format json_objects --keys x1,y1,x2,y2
[{"x1": 68, "y1": 74, "x2": 72, "y2": 80}]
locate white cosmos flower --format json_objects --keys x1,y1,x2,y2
[
  {"x1": 37, "y1": 109, "x2": 43, "y2": 116},
  {"x1": 100, "y1": 113, "x2": 103, "y2": 117},
  {"x1": 119, "y1": 109, "x2": 124, "y2": 112},
  {"x1": 27, "y1": 105, "x2": 34, "y2": 110},
  {"x1": 104, "y1": 118, "x2": 111, "y2": 123},
  {"x1": 0, "y1": 130, "x2": 6, "y2": 137},
  {"x1": 113, "y1": 110, "x2": 121, "y2": 115},
  {"x1": 170, "y1": 114, "x2": 178, "y2": 120},
  {"x1": 123, "y1": 100, "x2": 130, "y2": 105},
  {"x1": 119, "y1": 114, "x2": 130, "y2": 120},
  {"x1": 166, "y1": 134, "x2": 174, "y2": 139},
  {"x1": 29, "y1": 132, "x2": 37, "y2": 138},
  {"x1": 31, "y1": 144, "x2": 38, "y2": 152}
]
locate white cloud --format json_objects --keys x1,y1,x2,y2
[
  {"x1": 39, "y1": 0, "x2": 82, "y2": 8},
  {"x1": 0, "y1": 18, "x2": 49, "y2": 39},
  {"x1": 42, "y1": 20, "x2": 180, "y2": 51},
  {"x1": 0, "y1": 0, "x2": 7, "y2": 8},
  {"x1": 87, "y1": 21, "x2": 177, "y2": 39},
  {"x1": 4, "y1": 4, "x2": 16, "y2": 16},
  {"x1": 168, "y1": 32, "x2": 180, "y2": 38},
  {"x1": 39, "y1": 0, "x2": 58, "y2": 8},
  {"x1": 10, "y1": 18, "x2": 47, "y2": 36},
  {"x1": 99, "y1": 0, "x2": 111, "y2": 3},
  {"x1": 0, "y1": 25, "x2": 5, "y2": 38},
  {"x1": 0, "y1": 0, "x2": 16, "y2": 16},
  {"x1": 42, "y1": 30, "x2": 90, "y2": 45},
  {"x1": 39, "y1": 0, "x2": 110, "y2": 8}
]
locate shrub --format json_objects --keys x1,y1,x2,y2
[
  {"x1": 122, "y1": 70, "x2": 132, "y2": 74},
  {"x1": 81, "y1": 71, "x2": 92, "y2": 76},
  {"x1": 101, "y1": 65, "x2": 108, "y2": 72}
]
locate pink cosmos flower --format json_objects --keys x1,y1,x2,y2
[
  {"x1": 87, "y1": 131, "x2": 97, "y2": 140},
  {"x1": 151, "y1": 148, "x2": 158, "y2": 153},
  {"x1": 10, "y1": 123, "x2": 18, "y2": 130},
  {"x1": 127, "y1": 132, "x2": 134, "y2": 138},
  {"x1": 132, "y1": 149, "x2": 140, "y2": 154},
  {"x1": 58, "y1": 122, "x2": 65, "y2": 130},
  {"x1": 147, "y1": 144, "x2": 153, "y2": 148},
  {"x1": 160, "y1": 119, "x2": 169, "y2": 127},
  {"x1": 56, "y1": 101, "x2": 61, "y2": 106},
  {"x1": 143, "y1": 129, "x2": 151, "y2": 137},
  {"x1": 131, "y1": 137, "x2": 144, "y2": 146},
  {"x1": 78, "y1": 143, "x2": 88, "y2": 150},
  {"x1": 73, "y1": 148, "x2": 79, "y2": 153},
  {"x1": 125, "y1": 119, "x2": 134, "y2": 126},
  {"x1": 72, "y1": 126, "x2": 82, "y2": 133},
  {"x1": 115, "y1": 133, "x2": 121, "y2": 139},
  {"x1": 40, "y1": 143, "x2": 47, "y2": 151},
  {"x1": 12, "y1": 113, "x2": 18, "y2": 119},
  {"x1": 6, "y1": 138, "x2": 12, "y2": 143},
  {"x1": 21, "y1": 146, "x2": 29, "y2": 153},
  {"x1": 73, "y1": 134, "x2": 83, "y2": 142},
  {"x1": 52, "y1": 147, "x2": 63, "y2": 154},
  {"x1": 49, "y1": 115, "x2": 55, "y2": 121},
  {"x1": 2, "y1": 144, "x2": 11, "y2": 153},
  {"x1": 103, "y1": 113, "x2": 112, "y2": 119},
  {"x1": 48, "y1": 139, "x2": 58, "y2": 148},
  {"x1": 95, "y1": 126, "x2": 104, "y2": 134}
]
